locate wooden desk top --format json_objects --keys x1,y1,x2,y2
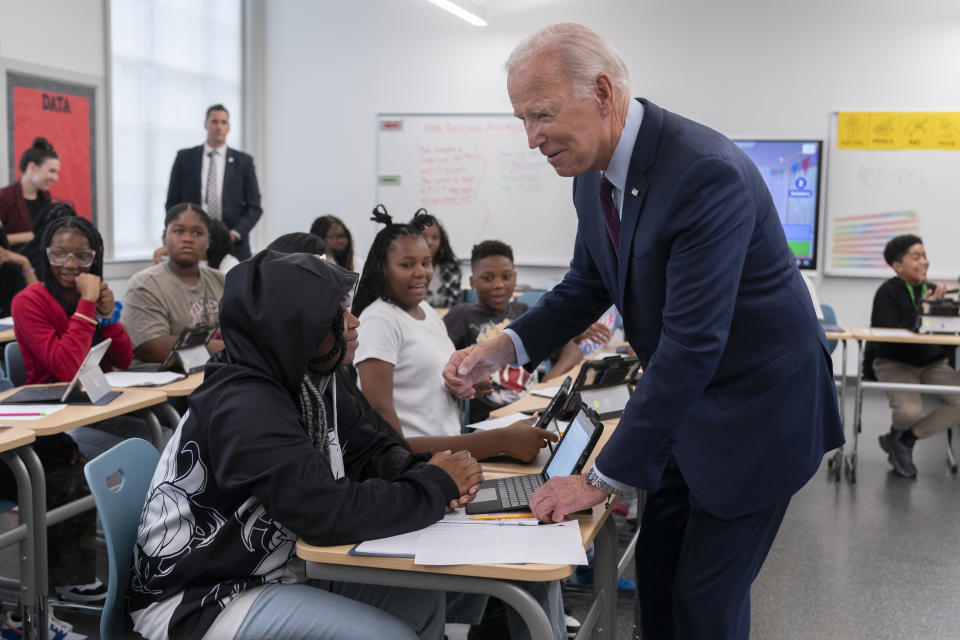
[
  {"x1": 0, "y1": 426, "x2": 35, "y2": 451},
  {"x1": 0, "y1": 387, "x2": 168, "y2": 436},
  {"x1": 824, "y1": 329, "x2": 853, "y2": 340},
  {"x1": 151, "y1": 373, "x2": 204, "y2": 397},
  {"x1": 432, "y1": 307, "x2": 450, "y2": 318},
  {"x1": 296, "y1": 500, "x2": 610, "y2": 582},
  {"x1": 851, "y1": 327, "x2": 960, "y2": 346},
  {"x1": 0, "y1": 328, "x2": 15, "y2": 344}
]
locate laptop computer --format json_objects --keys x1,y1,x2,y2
[
  {"x1": 129, "y1": 322, "x2": 216, "y2": 375},
  {"x1": 563, "y1": 355, "x2": 641, "y2": 420},
  {"x1": 1, "y1": 338, "x2": 121, "y2": 405},
  {"x1": 466, "y1": 404, "x2": 605, "y2": 515}
]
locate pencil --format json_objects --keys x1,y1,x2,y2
[
  {"x1": 470, "y1": 513, "x2": 536, "y2": 520},
  {"x1": 0, "y1": 412, "x2": 44, "y2": 417}
]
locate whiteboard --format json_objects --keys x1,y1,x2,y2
[
  {"x1": 376, "y1": 114, "x2": 578, "y2": 266},
  {"x1": 824, "y1": 112, "x2": 960, "y2": 278}
]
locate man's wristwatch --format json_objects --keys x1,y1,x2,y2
[{"x1": 586, "y1": 467, "x2": 621, "y2": 497}]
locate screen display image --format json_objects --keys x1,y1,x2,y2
[
  {"x1": 545, "y1": 411, "x2": 593, "y2": 479},
  {"x1": 734, "y1": 140, "x2": 823, "y2": 269}
]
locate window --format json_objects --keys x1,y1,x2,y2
[{"x1": 109, "y1": 0, "x2": 242, "y2": 259}]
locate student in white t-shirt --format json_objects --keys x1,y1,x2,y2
[{"x1": 353, "y1": 206, "x2": 557, "y2": 462}]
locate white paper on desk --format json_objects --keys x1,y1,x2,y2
[
  {"x1": 104, "y1": 371, "x2": 186, "y2": 387},
  {"x1": 415, "y1": 521, "x2": 587, "y2": 566},
  {"x1": 866, "y1": 328, "x2": 916, "y2": 338},
  {"x1": 467, "y1": 412, "x2": 533, "y2": 432},
  {"x1": 531, "y1": 386, "x2": 560, "y2": 398},
  {"x1": 0, "y1": 404, "x2": 67, "y2": 420},
  {"x1": 352, "y1": 529, "x2": 422, "y2": 558}
]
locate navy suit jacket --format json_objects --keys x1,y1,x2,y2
[
  {"x1": 165, "y1": 145, "x2": 262, "y2": 259},
  {"x1": 509, "y1": 100, "x2": 843, "y2": 518}
]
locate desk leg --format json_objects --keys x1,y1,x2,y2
[
  {"x1": 0, "y1": 451, "x2": 38, "y2": 640},
  {"x1": 828, "y1": 339, "x2": 849, "y2": 483},
  {"x1": 589, "y1": 516, "x2": 618, "y2": 640},
  {"x1": 19, "y1": 446, "x2": 48, "y2": 640},
  {"x1": 304, "y1": 564, "x2": 555, "y2": 640},
  {"x1": 142, "y1": 409, "x2": 166, "y2": 451},
  {"x1": 846, "y1": 339, "x2": 864, "y2": 484},
  {"x1": 158, "y1": 403, "x2": 182, "y2": 431}
]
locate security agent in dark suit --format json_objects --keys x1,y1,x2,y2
[
  {"x1": 165, "y1": 104, "x2": 262, "y2": 259},
  {"x1": 443, "y1": 24, "x2": 844, "y2": 640}
]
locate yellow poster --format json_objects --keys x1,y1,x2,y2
[
  {"x1": 867, "y1": 112, "x2": 901, "y2": 149},
  {"x1": 837, "y1": 112, "x2": 868, "y2": 149},
  {"x1": 932, "y1": 113, "x2": 960, "y2": 150},
  {"x1": 901, "y1": 113, "x2": 934, "y2": 149}
]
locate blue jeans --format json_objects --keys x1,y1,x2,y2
[
  {"x1": 445, "y1": 580, "x2": 565, "y2": 640},
  {"x1": 235, "y1": 580, "x2": 445, "y2": 640},
  {"x1": 67, "y1": 416, "x2": 171, "y2": 459}
]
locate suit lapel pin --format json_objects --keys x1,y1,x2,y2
[
  {"x1": 228, "y1": 156, "x2": 235, "y2": 163},
  {"x1": 631, "y1": 188, "x2": 639, "y2": 196}
]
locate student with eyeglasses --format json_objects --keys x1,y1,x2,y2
[
  {"x1": 11, "y1": 215, "x2": 132, "y2": 385},
  {"x1": 6, "y1": 215, "x2": 141, "y2": 623}
]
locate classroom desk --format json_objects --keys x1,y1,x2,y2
[
  {"x1": 120, "y1": 372, "x2": 204, "y2": 429},
  {"x1": 823, "y1": 329, "x2": 853, "y2": 483},
  {"x1": 846, "y1": 328, "x2": 960, "y2": 483},
  {"x1": 0, "y1": 387, "x2": 168, "y2": 639},
  {"x1": 296, "y1": 501, "x2": 620, "y2": 640},
  {"x1": 0, "y1": 427, "x2": 39, "y2": 636},
  {"x1": 297, "y1": 404, "x2": 627, "y2": 640}
]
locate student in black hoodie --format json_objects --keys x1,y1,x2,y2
[{"x1": 129, "y1": 250, "x2": 483, "y2": 640}]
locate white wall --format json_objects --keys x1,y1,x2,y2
[
  {"x1": 0, "y1": 0, "x2": 105, "y2": 77},
  {"x1": 261, "y1": 0, "x2": 960, "y2": 373}
]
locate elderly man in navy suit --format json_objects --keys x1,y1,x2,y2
[
  {"x1": 443, "y1": 24, "x2": 843, "y2": 640},
  {"x1": 165, "y1": 104, "x2": 262, "y2": 259}
]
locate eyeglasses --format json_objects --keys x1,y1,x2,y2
[{"x1": 46, "y1": 247, "x2": 96, "y2": 267}]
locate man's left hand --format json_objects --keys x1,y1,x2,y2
[{"x1": 529, "y1": 475, "x2": 608, "y2": 523}]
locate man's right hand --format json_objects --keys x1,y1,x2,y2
[
  {"x1": 498, "y1": 422, "x2": 559, "y2": 462},
  {"x1": 443, "y1": 334, "x2": 517, "y2": 398},
  {"x1": 427, "y1": 450, "x2": 484, "y2": 507},
  {"x1": 75, "y1": 273, "x2": 103, "y2": 303}
]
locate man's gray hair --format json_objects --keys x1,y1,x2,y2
[{"x1": 505, "y1": 23, "x2": 630, "y2": 98}]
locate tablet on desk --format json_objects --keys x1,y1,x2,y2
[
  {"x1": 1, "y1": 339, "x2": 120, "y2": 405},
  {"x1": 562, "y1": 356, "x2": 641, "y2": 420},
  {"x1": 130, "y1": 322, "x2": 216, "y2": 375}
]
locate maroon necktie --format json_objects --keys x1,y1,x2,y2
[{"x1": 599, "y1": 177, "x2": 620, "y2": 256}]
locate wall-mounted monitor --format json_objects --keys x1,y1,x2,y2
[{"x1": 734, "y1": 139, "x2": 822, "y2": 270}]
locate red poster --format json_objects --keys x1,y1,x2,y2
[{"x1": 8, "y1": 75, "x2": 95, "y2": 221}]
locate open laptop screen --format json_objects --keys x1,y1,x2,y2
[{"x1": 544, "y1": 409, "x2": 595, "y2": 480}]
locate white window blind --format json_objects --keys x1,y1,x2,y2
[{"x1": 110, "y1": 0, "x2": 242, "y2": 259}]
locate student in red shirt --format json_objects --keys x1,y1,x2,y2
[{"x1": 12, "y1": 215, "x2": 131, "y2": 383}]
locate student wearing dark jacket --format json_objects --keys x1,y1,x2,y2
[
  {"x1": 129, "y1": 250, "x2": 482, "y2": 640},
  {"x1": 865, "y1": 234, "x2": 960, "y2": 478}
]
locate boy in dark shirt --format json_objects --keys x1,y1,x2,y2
[
  {"x1": 865, "y1": 234, "x2": 960, "y2": 478},
  {"x1": 443, "y1": 240, "x2": 581, "y2": 423}
]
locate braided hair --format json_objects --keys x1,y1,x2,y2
[
  {"x1": 410, "y1": 208, "x2": 457, "y2": 267},
  {"x1": 39, "y1": 216, "x2": 105, "y2": 315},
  {"x1": 352, "y1": 205, "x2": 424, "y2": 317}
]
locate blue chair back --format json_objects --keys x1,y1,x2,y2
[
  {"x1": 4, "y1": 342, "x2": 26, "y2": 387},
  {"x1": 461, "y1": 289, "x2": 478, "y2": 304},
  {"x1": 516, "y1": 290, "x2": 545, "y2": 307},
  {"x1": 84, "y1": 438, "x2": 160, "y2": 640},
  {"x1": 821, "y1": 304, "x2": 838, "y2": 354}
]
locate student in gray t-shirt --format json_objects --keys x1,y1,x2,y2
[{"x1": 124, "y1": 203, "x2": 226, "y2": 362}]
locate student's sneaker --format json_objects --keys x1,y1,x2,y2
[
  {"x1": 2, "y1": 611, "x2": 90, "y2": 640},
  {"x1": 54, "y1": 578, "x2": 107, "y2": 603},
  {"x1": 878, "y1": 431, "x2": 917, "y2": 478},
  {"x1": 565, "y1": 613, "x2": 581, "y2": 639}
]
